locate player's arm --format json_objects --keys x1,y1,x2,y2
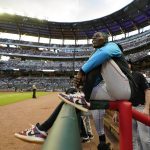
[{"x1": 82, "y1": 43, "x2": 121, "y2": 73}]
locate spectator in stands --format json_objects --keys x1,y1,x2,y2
[
  {"x1": 32, "y1": 84, "x2": 37, "y2": 98},
  {"x1": 113, "y1": 60, "x2": 150, "y2": 150}
]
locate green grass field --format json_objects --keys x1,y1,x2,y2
[{"x1": 0, "y1": 92, "x2": 49, "y2": 106}]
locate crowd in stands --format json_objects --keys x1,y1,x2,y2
[
  {"x1": 0, "y1": 60, "x2": 85, "y2": 71},
  {"x1": 0, "y1": 47, "x2": 92, "y2": 58},
  {"x1": 116, "y1": 29, "x2": 150, "y2": 51},
  {"x1": 0, "y1": 47, "x2": 149, "y2": 72},
  {"x1": 0, "y1": 77, "x2": 72, "y2": 92},
  {"x1": 1, "y1": 73, "x2": 149, "y2": 92},
  {"x1": 0, "y1": 30, "x2": 150, "y2": 91},
  {"x1": 0, "y1": 29, "x2": 150, "y2": 59},
  {"x1": 125, "y1": 49, "x2": 149, "y2": 62}
]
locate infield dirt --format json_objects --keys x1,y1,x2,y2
[{"x1": 0, "y1": 92, "x2": 99, "y2": 150}]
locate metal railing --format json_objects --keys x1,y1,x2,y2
[{"x1": 91, "y1": 100, "x2": 150, "y2": 150}]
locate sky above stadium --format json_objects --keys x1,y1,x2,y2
[{"x1": 0, "y1": 0, "x2": 133, "y2": 22}]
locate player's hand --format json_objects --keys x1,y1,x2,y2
[{"x1": 74, "y1": 72, "x2": 85, "y2": 88}]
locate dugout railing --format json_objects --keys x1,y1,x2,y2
[{"x1": 42, "y1": 100, "x2": 150, "y2": 150}]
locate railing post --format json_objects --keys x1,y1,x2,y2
[
  {"x1": 92, "y1": 100, "x2": 133, "y2": 150},
  {"x1": 118, "y1": 101, "x2": 132, "y2": 150},
  {"x1": 92, "y1": 100, "x2": 150, "y2": 150}
]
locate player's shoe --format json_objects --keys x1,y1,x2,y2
[
  {"x1": 58, "y1": 92, "x2": 90, "y2": 112},
  {"x1": 87, "y1": 132, "x2": 94, "y2": 140},
  {"x1": 14, "y1": 123, "x2": 47, "y2": 143},
  {"x1": 97, "y1": 142, "x2": 111, "y2": 150},
  {"x1": 81, "y1": 135, "x2": 90, "y2": 143}
]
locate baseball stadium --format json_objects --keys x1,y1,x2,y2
[{"x1": 0, "y1": 0, "x2": 150, "y2": 150}]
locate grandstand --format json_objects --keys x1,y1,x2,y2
[
  {"x1": 0, "y1": 0, "x2": 150, "y2": 90},
  {"x1": 0, "y1": 0, "x2": 150, "y2": 149}
]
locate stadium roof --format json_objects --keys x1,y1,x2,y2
[{"x1": 0, "y1": 0, "x2": 149, "y2": 40}]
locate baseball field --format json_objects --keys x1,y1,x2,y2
[
  {"x1": 0, "y1": 92, "x2": 99, "y2": 150},
  {"x1": 0, "y1": 92, "x2": 49, "y2": 106}
]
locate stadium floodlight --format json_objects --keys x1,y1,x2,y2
[{"x1": 148, "y1": 52, "x2": 150, "y2": 55}]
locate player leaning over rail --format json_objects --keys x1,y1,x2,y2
[{"x1": 59, "y1": 31, "x2": 138, "y2": 112}]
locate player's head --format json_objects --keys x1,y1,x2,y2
[
  {"x1": 32, "y1": 84, "x2": 36, "y2": 88},
  {"x1": 92, "y1": 32, "x2": 108, "y2": 48}
]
